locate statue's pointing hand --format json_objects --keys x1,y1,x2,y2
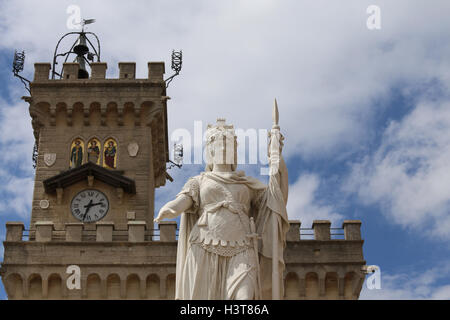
[
  {"x1": 154, "y1": 207, "x2": 177, "y2": 223},
  {"x1": 154, "y1": 194, "x2": 193, "y2": 223}
]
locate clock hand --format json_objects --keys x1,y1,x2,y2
[
  {"x1": 89, "y1": 202, "x2": 104, "y2": 207},
  {"x1": 84, "y1": 199, "x2": 94, "y2": 208},
  {"x1": 82, "y1": 200, "x2": 94, "y2": 221}
]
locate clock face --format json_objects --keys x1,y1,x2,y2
[{"x1": 70, "y1": 189, "x2": 109, "y2": 222}]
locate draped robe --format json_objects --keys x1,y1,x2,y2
[{"x1": 175, "y1": 170, "x2": 289, "y2": 300}]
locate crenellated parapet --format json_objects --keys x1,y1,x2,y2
[
  {"x1": 5, "y1": 220, "x2": 177, "y2": 242},
  {"x1": 1, "y1": 219, "x2": 366, "y2": 300},
  {"x1": 33, "y1": 61, "x2": 165, "y2": 82},
  {"x1": 284, "y1": 220, "x2": 365, "y2": 299}
]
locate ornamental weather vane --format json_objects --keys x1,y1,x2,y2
[
  {"x1": 13, "y1": 18, "x2": 183, "y2": 84},
  {"x1": 52, "y1": 18, "x2": 100, "y2": 79}
]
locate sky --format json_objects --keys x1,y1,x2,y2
[{"x1": 0, "y1": 0, "x2": 450, "y2": 300}]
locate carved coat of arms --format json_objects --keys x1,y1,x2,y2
[
  {"x1": 44, "y1": 153, "x2": 56, "y2": 167},
  {"x1": 128, "y1": 142, "x2": 139, "y2": 157}
]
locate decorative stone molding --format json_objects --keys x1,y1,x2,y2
[{"x1": 39, "y1": 199, "x2": 50, "y2": 209}]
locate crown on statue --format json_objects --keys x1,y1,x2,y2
[{"x1": 205, "y1": 118, "x2": 236, "y2": 146}]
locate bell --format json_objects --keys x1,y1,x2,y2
[
  {"x1": 73, "y1": 33, "x2": 89, "y2": 56},
  {"x1": 74, "y1": 33, "x2": 90, "y2": 79},
  {"x1": 77, "y1": 55, "x2": 89, "y2": 79}
]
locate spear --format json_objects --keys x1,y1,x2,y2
[
  {"x1": 248, "y1": 217, "x2": 262, "y2": 299},
  {"x1": 270, "y1": 98, "x2": 281, "y2": 300}
]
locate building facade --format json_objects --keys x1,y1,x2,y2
[{"x1": 0, "y1": 59, "x2": 366, "y2": 300}]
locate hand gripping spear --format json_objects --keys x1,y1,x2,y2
[{"x1": 269, "y1": 99, "x2": 281, "y2": 300}]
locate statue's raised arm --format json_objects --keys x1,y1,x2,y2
[
  {"x1": 268, "y1": 99, "x2": 289, "y2": 205},
  {"x1": 260, "y1": 99, "x2": 290, "y2": 299}
]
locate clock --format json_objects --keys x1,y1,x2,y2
[{"x1": 70, "y1": 189, "x2": 109, "y2": 222}]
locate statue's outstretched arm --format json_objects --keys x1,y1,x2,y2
[
  {"x1": 154, "y1": 194, "x2": 193, "y2": 223},
  {"x1": 279, "y1": 155, "x2": 289, "y2": 205}
]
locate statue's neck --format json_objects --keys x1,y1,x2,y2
[{"x1": 212, "y1": 164, "x2": 234, "y2": 172}]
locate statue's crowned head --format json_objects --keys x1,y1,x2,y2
[{"x1": 205, "y1": 118, "x2": 237, "y2": 171}]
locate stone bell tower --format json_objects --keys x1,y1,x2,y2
[
  {"x1": 0, "y1": 30, "x2": 181, "y2": 299},
  {"x1": 27, "y1": 60, "x2": 169, "y2": 230}
]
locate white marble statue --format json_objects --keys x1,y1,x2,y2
[{"x1": 154, "y1": 101, "x2": 289, "y2": 300}]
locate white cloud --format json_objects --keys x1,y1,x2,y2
[
  {"x1": 0, "y1": 99, "x2": 35, "y2": 219},
  {"x1": 344, "y1": 98, "x2": 450, "y2": 240},
  {"x1": 361, "y1": 264, "x2": 450, "y2": 299},
  {"x1": 287, "y1": 173, "x2": 343, "y2": 228},
  {"x1": 0, "y1": 171, "x2": 34, "y2": 219},
  {"x1": 0, "y1": 100, "x2": 35, "y2": 172},
  {"x1": 1, "y1": 0, "x2": 450, "y2": 161}
]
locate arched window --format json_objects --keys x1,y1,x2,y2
[
  {"x1": 87, "y1": 138, "x2": 101, "y2": 165},
  {"x1": 87, "y1": 274, "x2": 101, "y2": 299},
  {"x1": 70, "y1": 138, "x2": 84, "y2": 168},
  {"x1": 305, "y1": 272, "x2": 319, "y2": 299},
  {"x1": 103, "y1": 138, "x2": 118, "y2": 169},
  {"x1": 6, "y1": 274, "x2": 24, "y2": 299},
  {"x1": 325, "y1": 272, "x2": 339, "y2": 299},
  {"x1": 28, "y1": 274, "x2": 43, "y2": 299},
  {"x1": 284, "y1": 272, "x2": 300, "y2": 299},
  {"x1": 107, "y1": 274, "x2": 121, "y2": 299},
  {"x1": 47, "y1": 274, "x2": 62, "y2": 299},
  {"x1": 126, "y1": 274, "x2": 140, "y2": 300},
  {"x1": 146, "y1": 274, "x2": 160, "y2": 300},
  {"x1": 166, "y1": 274, "x2": 176, "y2": 299}
]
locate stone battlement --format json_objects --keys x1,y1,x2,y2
[
  {"x1": 33, "y1": 62, "x2": 165, "y2": 82},
  {"x1": 5, "y1": 220, "x2": 177, "y2": 243},
  {"x1": 5, "y1": 220, "x2": 361, "y2": 243}
]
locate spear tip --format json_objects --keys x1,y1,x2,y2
[{"x1": 272, "y1": 98, "x2": 279, "y2": 127}]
